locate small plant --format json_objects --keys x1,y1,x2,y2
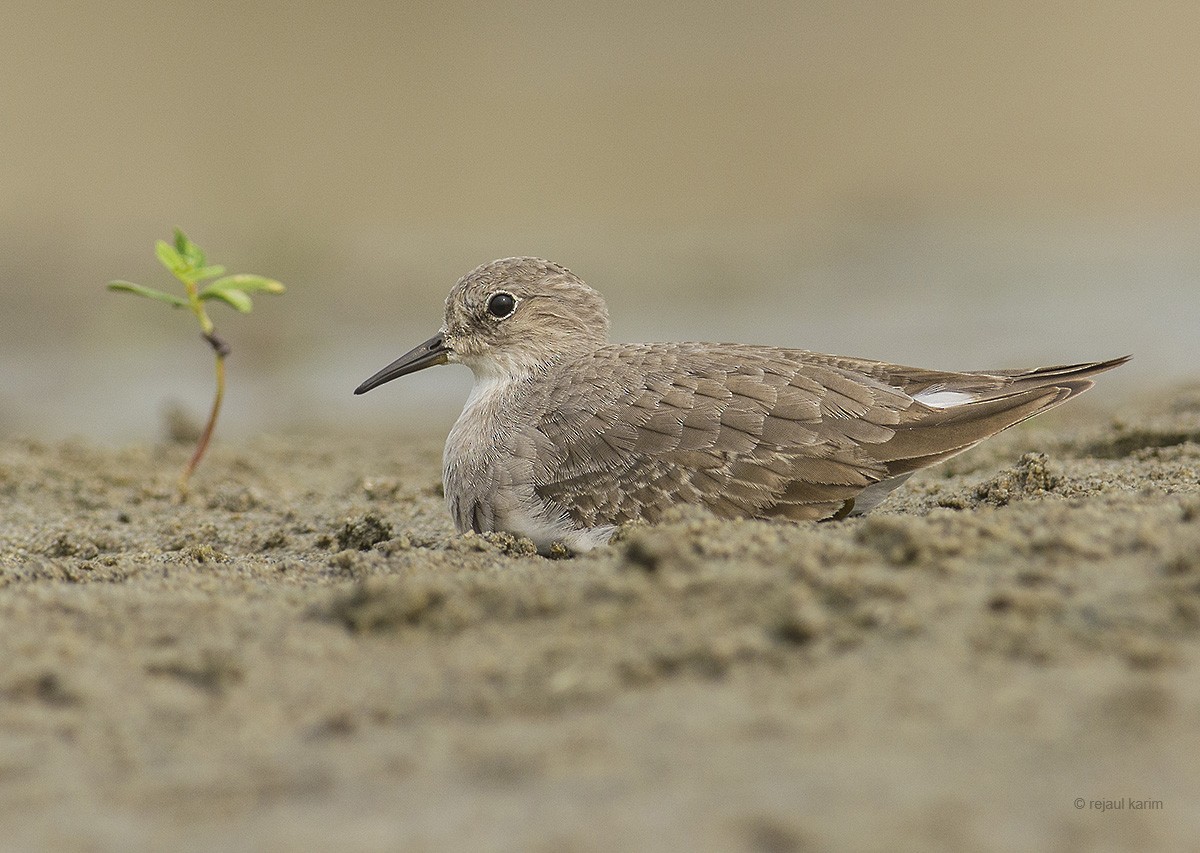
[{"x1": 108, "y1": 229, "x2": 285, "y2": 497}]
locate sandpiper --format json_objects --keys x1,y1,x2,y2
[{"x1": 355, "y1": 257, "x2": 1127, "y2": 554}]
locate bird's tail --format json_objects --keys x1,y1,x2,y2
[
  {"x1": 876, "y1": 355, "x2": 1130, "y2": 476},
  {"x1": 967, "y1": 355, "x2": 1131, "y2": 401}
]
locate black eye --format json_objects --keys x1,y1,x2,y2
[{"x1": 486, "y1": 292, "x2": 516, "y2": 318}]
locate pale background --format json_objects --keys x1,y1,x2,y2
[{"x1": 1, "y1": 1, "x2": 1196, "y2": 440}]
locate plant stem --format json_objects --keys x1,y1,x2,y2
[
  {"x1": 177, "y1": 331, "x2": 230, "y2": 499},
  {"x1": 172, "y1": 266, "x2": 223, "y2": 499}
]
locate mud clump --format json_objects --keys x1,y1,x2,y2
[
  {"x1": 973, "y1": 452, "x2": 1064, "y2": 506},
  {"x1": 325, "y1": 576, "x2": 459, "y2": 633},
  {"x1": 335, "y1": 513, "x2": 393, "y2": 551}
]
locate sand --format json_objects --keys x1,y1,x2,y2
[{"x1": 1, "y1": 386, "x2": 1198, "y2": 852}]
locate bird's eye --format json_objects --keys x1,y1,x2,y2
[{"x1": 486, "y1": 292, "x2": 517, "y2": 319}]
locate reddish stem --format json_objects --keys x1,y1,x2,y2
[{"x1": 177, "y1": 331, "x2": 229, "y2": 498}]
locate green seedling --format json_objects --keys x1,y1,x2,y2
[{"x1": 108, "y1": 229, "x2": 284, "y2": 497}]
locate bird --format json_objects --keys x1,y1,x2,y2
[{"x1": 355, "y1": 257, "x2": 1128, "y2": 555}]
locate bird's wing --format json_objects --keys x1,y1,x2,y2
[
  {"x1": 526, "y1": 344, "x2": 916, "y2": 525},
  {"x1": 525, "y1": 346, "x2": 1128, "y2": 527}
]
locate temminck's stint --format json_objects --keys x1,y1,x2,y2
[{"x1": 355, "y1": 257, "x2": 1128, "y2": 554}]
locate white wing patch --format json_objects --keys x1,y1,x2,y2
[{"x1": 914, "y1": 388, "x2": 977, "y2": 409}]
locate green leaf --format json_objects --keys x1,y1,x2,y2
[
  {"x1": 188, "y1": 264, "x2": 227, "y2": 281},
  {"x1": 201, "y1": 274, "x2": 285, "y2": 296},
  {"x1": 201, "y1": 288, "x2": 253, "y2": 312},
  {"x1": 107, "y1": 280, "x2": 189, "y2": 308},
  {"x1": 173, "y1": 228, "x2": 205, "y2": 267},
  {"x1": 155, "y1": 240, "x2": 186, "y2": 274}
]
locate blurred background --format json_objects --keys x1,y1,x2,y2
[{"x1": 1, "y1": 1, "x2": 1196, "y2": 441}]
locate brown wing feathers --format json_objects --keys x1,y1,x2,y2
[
  {"x1": 530, "y1": 347, "x2": 1127, "y2": 526},
  {"x1": 532, "y1": 347, "x2": 894, "y2": 524}
]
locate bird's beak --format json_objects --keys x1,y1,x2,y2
[{"x1": 354, "y1": 333, "x2": 450, "y2": 395}]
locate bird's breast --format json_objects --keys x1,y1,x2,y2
[{"x1": 443, "y1": 370, "x2": 547, "y2": 534}]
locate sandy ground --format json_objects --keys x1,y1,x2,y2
[{"x1": 1, "y1": 385, "x2": 1198, "y2": 852}]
